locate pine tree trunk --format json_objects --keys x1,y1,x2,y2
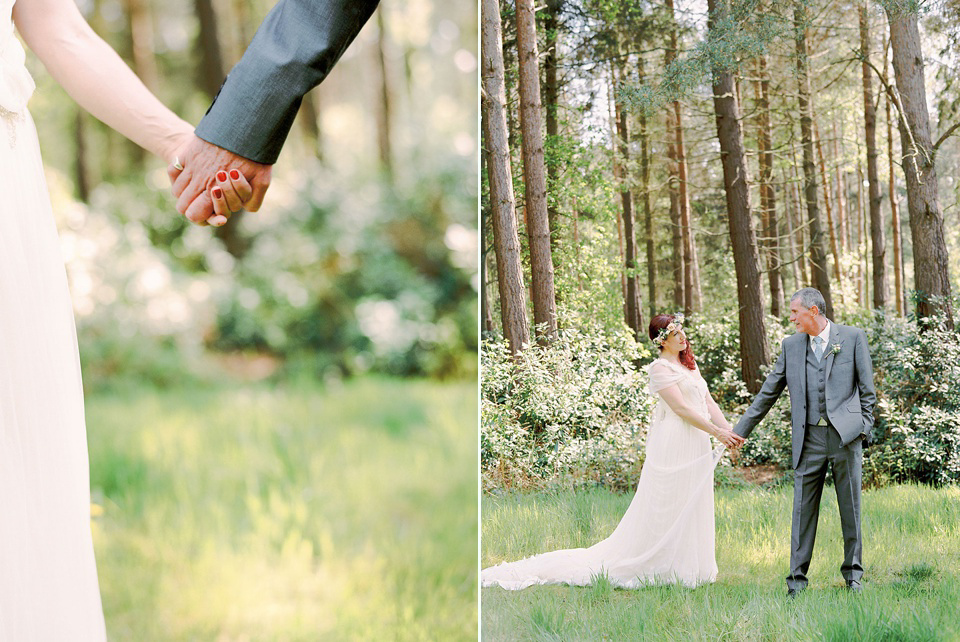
[
  {"x1": 887, "y1": 8, "x2": 953, "y2": 326},
  {"x1": 795, "y1": 3, "x2": 834, "y2": 317},
  {"x1": 833, "y1": 122, "x2": 848, "y2": 252},
  {"x1": 375, "y1": 8, "x2": 394, "y2": 179},
  {"x1": 74, "y1": 109, "x2": 91, "y2": 203},
  {"x1": 814, "y1": 117, "x2": 842, "y2": 286},
  {"x1": 858, "y1": 4, "x2": 887, "y2": 310},
  {"x1": 614, "y1": 74, "x2": 643, "y2": 338},
  {"x1": 516, "y1": 0, "x2": 558, "y2": 340},
  {"x1": 639, "y1": 56, "x2": 656, "y2": 320},
  {"x1": 708, "y1": 0, "x2": 769, "y2": 392},
  {"x1": 754, "y1": 55, "x2": 782, "y2": 317},
  {"x1": 482, "y1": 0, "x2": 530, "y2": 353},
  {"x1": 543, "y1": 0, "x2": 562, "y2": 254},
  {"x1": 664, "y1": 0, "x2": 690, "y2": 312},
  {"x1": 885, "y1": 51, "x2": 905, "y2": 317},
  {"x1": 782, "y1": 166, "x2": 802, "y2": 291}
]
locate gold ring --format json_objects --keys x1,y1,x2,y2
[{"x1": 173, "y1": 156, "x2": 184, "y2": 171}]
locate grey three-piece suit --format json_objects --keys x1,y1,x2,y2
[
  {"x1": 734, "y1": 321, "x2": 876, "y2": 590},
  {"x1": 195, "y1": 0, "x2": 382, "y2": 165}
]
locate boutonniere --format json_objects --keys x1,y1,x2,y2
[{"x1": 830, "y1": 342, "x2": 843, "y2": 356}]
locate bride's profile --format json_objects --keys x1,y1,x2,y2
[
  {"x1": 481, "y1": 313, "x2": 744, "y2": 590},
  {"x1": 0, "y1": 1, "x2": 204, "y2": 637}
]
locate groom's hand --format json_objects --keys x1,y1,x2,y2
[{"x1": 168, "y1": 135, "x2": 272, "y2": 225}]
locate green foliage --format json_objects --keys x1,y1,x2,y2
[
  {"x1": 481, "y1": 320, "x2": 654, "y2": 491},
  {"x1": 89, "y1": 379, "x2": 477, "y2": 640}
]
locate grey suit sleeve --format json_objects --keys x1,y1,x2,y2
[
  {"x1": 734, "y1": 343, "x2": 787, "y2": 439},
  {"x1": 855, "y1": 328, "x2": 877, "y2": 435},
  {"x1": 195, "y1": 0, "x2": 380, "y2": 164}
]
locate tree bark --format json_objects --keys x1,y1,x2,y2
[
  {"x1": 614, "y1": 69, "x2": 643, "y2": 338},
  {"x1": 639, "y1": 56, "x2": 656, "y2": 321},
  {"x1": 887, "y1": 8, "x2": 953, "y2": 326},
  {"x1": 782, "y1": 166, "x2": 802, "y2": 292},
  {"x1": 754, "y1": 55, "x2": 782, "y2": 318},
  {"x1": 795, "y1": 3, "x2": 833, "y2": 317},
  {"x1": 375, "y1": 8, "x2": 394, "y2": 179},
  {"x1": 74, "y1": 109, "x2": 91, "y2": 203},
  {"x1": 858, "y1": 9, "x2": 882, "y2": 309},
  {"x1": 832, "y1": 121, "x2": 848, "y2": 251},
  {"x1": 482, "y1": 0, "x2": 530, "y2": 353},
  {"x1": 708, "y1": 0, "x2": 769, "y2": 392},
  {"x1": 884, "y1": 48, "x2": 905, "y2": 317},
  {"x1": 543, "y1": 0, "x2": 562, "y2": 254},
  {"x1": 516, "y1": 0, "x2": 558, "y2": 340},
  {"x1": 814, "y1": 117, "x2": 842, "y2": 286}
]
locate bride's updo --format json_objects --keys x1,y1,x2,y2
[{"x1": 649, "y1": 313, "x2": 696, "y2": 370}]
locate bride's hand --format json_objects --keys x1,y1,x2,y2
[
  {"x1": 716, "y1": 428, "x2": 745, "y2": 449},
  {"x1": 209, "y1": 169, "x2": 254, "y2": 226}
]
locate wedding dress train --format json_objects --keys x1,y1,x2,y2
[
  {"x1": 482, "y1": 358, "x2": 723, "y2": 590},
  {"x1": 0, "y1": 5, "x2": 107, "y2": 638}
]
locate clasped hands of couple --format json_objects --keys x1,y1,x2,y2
[{"x1": 166, "y1": 134, "x2": 272, "y2": 227}]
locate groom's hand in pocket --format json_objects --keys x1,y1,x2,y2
[{"x1": 168, "y1": 135, "x2": 272, "y2": 225}]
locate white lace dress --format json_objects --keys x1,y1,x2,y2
[
  {"x1": 482, "y1": 358, "x2": 723, "y2": 589},
  {"x1": 0, "y1": 5, "x2": 107, "y2": 638}
]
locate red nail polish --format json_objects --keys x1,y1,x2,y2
[
  {"x1": 217, "y1": 171, "x2": 227, "y2": 182},
  {"x1": 229, "y1": 169, "x2": 240, "y2": 180},
  {"x1": 212, "y1": 187, "x2": 222, "y2": 198}
]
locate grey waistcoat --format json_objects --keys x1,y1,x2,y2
[{"x1": 805, "y1": 342, "x2": 828, "y2": 425}]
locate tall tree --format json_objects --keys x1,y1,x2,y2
[
  {"x1": 754, "y1": 55, "x2": 782, "y2": 317},
  {"x1": 885, "y1": 4, "x2": 953, "y2": 326},
  {"x1": 707, "y1": 0, "x2": 769, "y2": 392},
  {"x1": 665, "y1": 0, "x2": 701, "y2": 314},
  {"x1": 613, "y1": 59, "x2": 643, "y2": 338},
  {"x1": 795, "y1": 1, "x2": 834, "y2": 317},
  {"x1": 861, "y1": 4, "x2": 886, "y2": 310},
  {"x1": 639, "y1": 55, "x2": 657, "y2": 320},
  {"x1": 516, "y1": 0, "x2": 558, "y2": 340},
  {"x1": 482, "y1": 0, "x2": 530, "y2": 353},
  {"x1": 884, "y1": 44, "x2": 905, "y2": 316},
  {"x1": 542, "y1": 0, "x2": 563, "y2": 253}
]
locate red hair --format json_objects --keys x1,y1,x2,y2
[{"x1": 649, "y1": 313, "x2": 696, "y2": 370}]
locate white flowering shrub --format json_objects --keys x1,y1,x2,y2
[{"x1": 481, "y1": 323, "x2": 655, "y2": 491}]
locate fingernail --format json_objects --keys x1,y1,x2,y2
[
  {"x1": 217, "y1": 171, "x2": 227, "y2": 182},
  {"x1": 212, "y1": 187, "x2": 223, "y2": 199},
  {"x1": 229, "y1": 169, "x2": 240, "y2": 180}
]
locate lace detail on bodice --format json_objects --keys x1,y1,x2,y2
[
  {"x1": 0, "y1": 4, "x2": 35, "y2": 146},
  {"x1": 646, "y1": 358, "x2": 710, "y2": 423}
]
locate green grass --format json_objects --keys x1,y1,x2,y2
[
  {"x1": 86, "y1": 377, "x2": 477, "y2": 640},
  {"x1": 482, "y1": 484, "x2": 960, "y2": 640}
]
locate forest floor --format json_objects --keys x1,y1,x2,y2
[
  {"x1": 87, "y1": 377, "x2": 477, "y2": 640},
  {"x1": 482, "y1": 484, "x2": 960, "y2": 640}
]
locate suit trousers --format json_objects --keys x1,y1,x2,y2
[{"x1": 787, "y1": 423, "x2": 863, "y2": 590}]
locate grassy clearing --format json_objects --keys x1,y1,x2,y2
[
  {"x1": 482, "y1": 484, "x2": 960, "y2": 640},
  {"x1": 86, "y1": 377, "x2": 477, "y2": 640}
]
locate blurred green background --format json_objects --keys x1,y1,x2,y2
[{"x1": 24, "y1": 0, "x2": 478, "y2": 638}]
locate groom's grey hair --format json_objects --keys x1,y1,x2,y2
[{"x1": 791, "y1": 288, "x2": 826, "y2": 316}]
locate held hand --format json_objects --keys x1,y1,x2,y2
[
  {"x1": 209, "y1": 170, "x2": 253, "y2": 227},
  {"x1": 715, "y1": 428, "x2": 745, "y2": 449},
  {"x1": 167, "y1": 135, "x2": 272, "y2": 225}
]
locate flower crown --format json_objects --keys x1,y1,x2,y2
[{"x1": 653, "y1": 313, "x2": 685, "y2": 347}]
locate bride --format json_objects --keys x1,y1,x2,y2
[
  {"x1": 1, "y1": 1, "x2": 244, "y2": 637},
  {"x1": 482, "y1": 313, "x2": 745, "y2": 590}
]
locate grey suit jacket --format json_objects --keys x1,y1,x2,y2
[
  {"x1": 733, "y1": 322, "x2": 877, "y2": 469},
  {"x1": 195, "y1": 0, "x2": 380, "y2": 165}
]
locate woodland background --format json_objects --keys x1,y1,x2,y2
[
  {"x1": 24, "y1": 0, "x2": 479, "y2": 638},
  {"x1": 480, "y1": 0, "x2": 960, "y2": 490}
]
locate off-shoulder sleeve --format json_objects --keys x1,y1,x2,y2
[{"x1": 646, "y1": 361, "x2": 687, "y2": 395}]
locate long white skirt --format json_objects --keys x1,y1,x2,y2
[
  {"x1": 0, "y1": 111, "x2": 107, "y2": 639},
  {"x1": 482, "y1": 411, "x2": 723, "y2": 590}
]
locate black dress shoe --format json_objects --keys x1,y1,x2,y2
[
  {"x1": 846, "y1": 580, "x2": 863, "y2": 593},
  {"x1": 787, "y1": 588, "x2": 804, "y2": 598}
]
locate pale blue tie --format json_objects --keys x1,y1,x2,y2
[{"x1": 813, "y1": 336, "x2": 824, "y2": 362}]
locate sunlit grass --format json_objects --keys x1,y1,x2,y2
[
  {"x1": 482, "y1": 484, "x2": 960, "y2": 640},
  {"x1": 87, "y1": 377, "x2": 477, "y2": 640}
]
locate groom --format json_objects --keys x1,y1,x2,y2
[
  {"x1": 734, "y1": 288, "x2": 876, "y2": 596},
  {"x1": 169, "y1": 0, "x2": 380, "y2": 223}
]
